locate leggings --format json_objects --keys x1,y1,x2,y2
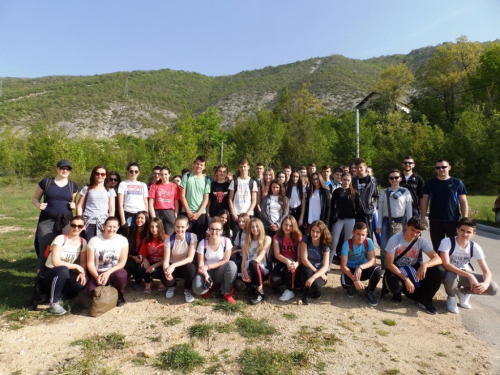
[
  {"x1": 269, "y1": 262, "x2": 299, "y2": 290},
  {"x1": 330, "y1": 218, "x2": 355, "y2": 264},
  {"x1": 340, "y1": 266, "x2": 381, "y2": 292},
  {"x1": 301, "y1": 266, "x2": 326, "y2": 294},
  {"x1": 164, "y1": 263, "x2": 196, "y2": 290},
  {"x1": 192, "y1": 260, "x2": 237, "y2": 295},
  {"x1": 248, "y1": 260, "x2": 267, "y2": 288},
  {"x1": 39, "y1": 266, "x2": 87, "y2": 304},
  {"x1": 87, "y1": 268, "x2": 128, "y2": 298}
]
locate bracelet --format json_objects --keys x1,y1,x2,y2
[{"x1": 403, "y1": 277, "x2": 408, "y2": 282}]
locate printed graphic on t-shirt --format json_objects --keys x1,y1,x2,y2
[
  {"x1": 279, "y1": 237, "x2": 299, "y2": 261},
  {"x1": 127, "y1": 184, "x2": 145, "y2": 195},
  {"x1": 98, "y1": 250, "x2": 120, "y2": 269},
  {"x1": 393, "y1": 245, "x2": 420, "y2": 267},
  {"x1": 214, "y1": 190, "x2": 227, "y2": 203}
]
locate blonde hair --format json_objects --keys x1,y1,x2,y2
[{"x1": 244, "y1": 218, "x2": 266, "y2": 256}]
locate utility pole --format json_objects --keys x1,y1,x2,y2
[
  {"x1": 124, "y1": 77, "x2": 129, "y2": 97},
  {"x1": 0, "y1": 79, "x2": 3, "y2": 99},
  {"x1": 356, "y1": 108, "x2": 360, "y2": 158},
  {"x1": 220, "y1": 142, "x2": 224, "y2": 164}
]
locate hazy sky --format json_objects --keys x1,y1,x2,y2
[{"x1": 1, "y1": 1, "x2": 499, "y2": 78}]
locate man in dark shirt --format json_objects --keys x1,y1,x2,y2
[
  {"x1": 420, "y1": 159, "x2": 468, "y2": 250},
  {"x1": 399, "y1": 156, "x2": 425, "y2": 217},
  {"x1": 351, "y1": 158, "x2": 379, "y2": 240}
]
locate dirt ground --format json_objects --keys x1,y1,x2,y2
[{"x1": 0, "y1": 267, "x2": 495, "y2": 375}]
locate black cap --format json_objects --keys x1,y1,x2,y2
[{"x1": 57, "y1": 159, "x2": 73, "y2": 169}]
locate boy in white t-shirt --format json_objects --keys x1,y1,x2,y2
[
  {"x1": 228, "y1": 159, "x2": 258, "y2": 222},
  {"x1": 439, "y1": 217, "x2": 498, "y2": 313}
]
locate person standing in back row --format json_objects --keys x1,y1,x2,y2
[
  {"x1": 420, "y1": 159, "x2": 468, "y2": 250},
  {"x1": 228, "y1": 159, "x2": 258, "y2": 232},
  {"x1": 399, "y1": 156, "x2": 425, "y2": 218},
  {"x1": 179, "y1": 156, "x2": 211, "y2": 241},
  {"x1": 351, "y1": 158, "x2": 379, "y2": 240}
]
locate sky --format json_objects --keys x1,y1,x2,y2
[{"x1": 1, "y1": 1, "x2": 499, "y2": 78}]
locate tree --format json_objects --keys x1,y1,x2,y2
[
  {"x1": 373, "y1": 63, "x2": 414, "y2": 112},
  {"x1": 470, "y1": 44, "x2": 500, "y2": 116}
]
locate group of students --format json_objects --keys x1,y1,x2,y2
[{"x1": 31, "y1": 157, "x2": 497, "y2": 316}]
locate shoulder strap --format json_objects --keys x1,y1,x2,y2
[
  {"x1": 469, "y1": 240, "x2": 474, "y2": 258},
  {"x1": 348, "y1": 238, "x2": 354, "y2": 252},
  {"x1": 63, "y1": 234, "x2": 68, "y2": 245},
  {"x1": 249, "y1": 178, "x2": 255, "y2": 191},
  {"x1": 277, "y1": 236, "x2": 284, "y2": 250},
  {"x1": 43, "y1": 178, "x2": 54, "y2": 202},
  {"x1": 68, "y1": 180, "x2": 74, "y2": 202},
  {"x1": 169, "y1": 233, "x2": 176, "y2": 249},
  {"x1": 386, "y1": 189, "x2": 393, "y2": 221},
  {"x1": 394, "y1": 237, "x2": 419, "y2": 263},
  {"x1": 186, "y1": 232, "x2": 191, "y2": 245},
  {"x1": 363, "y1": 238, "x2": 368, "y2": 250},
  {"x1": 449, "y1": 237, "x2": 456, "y2": 256},
  {"x1": 233, "y1": 177, "x2": 239, "y2": 194}
]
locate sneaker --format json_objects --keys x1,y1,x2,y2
[
  {"x1": 48, "y1": 302, "x2": 67, "y2": 316},
  {"x1": 250, "y1": 292, "x2": 265, "y2": 305},
  {"x1": 301, "y1": 294, "x2": 310, "y2": 305},
  {"x1": 224, "y1": 292, "x2": 237, "y2": 304},
  {"x1": 117, "y1": 295, "x2": 126, "y2": 307},
  {"x1": 165, "y1": 286, "x2": 176, "y2": 299},
  {"x1": 392, "y1": 292, "x2": 403, "y2": 304},
  {"x1": 365, "y1": 290, "x2": 378, "y2": 306},
  {"x1": 279, "y1": 289, "x2": 295, "y2": 302},
  {"x1": 419, "y1": 302, "x2": 437, "y2": 315},
  {"x1": 184, "y1": 290, "x2": 195, "y2": 303},
  {"x1": 346, "y1": 286, "x2": 355, "y2": 298},
  {"x1": 312, "y1": 291, "x2": 322, "y2": 300},
  {"x1": 202, "y1": 289, "x2": 211, "y2": 299},
  {"x1": 144, "y1": 283, "x2": 152, "y2": 293},
  {"x1": 132, "y1": 283, "x2": 141, "y2": 291},
  {"x1": 158, "y1": 284, "x2": 167, "y2": 292},
  {"x1": 456, "y1": 288, "x2": 472, "y2": 309},
  {"x1": 446, "y1": 296, "x2": 459, "y2": 314}
]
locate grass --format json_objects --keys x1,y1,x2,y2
[
  {"x1": 239, "y1": 347, "x2": 309, "y2": 375},
  {"x1": 468, "y1": 195, "x2": 500, "y2": 228},
  {"x1": 376, "y1": 329, "x2": 389, "y2": 337},
  {"x1": 71, "y1": 333, "x2": 128, "y2": 351},
  {"x1": 155, "y1": 343, "x2": 205, "y2": 373},
  {"x1": 215, "y1": 323, "x2": 234, "y2": 333},
  {"x1": 382, "y1": 319, "x2": 396, "y2": 326},
  {"x1": 163, "y1": 316, "x2": 182, "y2": 326},
  {"x1": 235, "y1": 316, "x2": 276, "y2": 338},
  {"x1": 213, "y1": 300, "x2": 246, "y2": 314},
  {"x1": 283, "y1": 312, "x2": 297, "y2": 320},
  {"x1": 382, "y1": 370, "x2": 400, "y2": 375},
  {"x1": 188, "y1": 323, "x2": 214, "y2": 339}
]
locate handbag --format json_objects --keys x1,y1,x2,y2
[
  {"x1": 89, "y1": 285, "x2": 118, "y2": 317},
  {"x1": 386, "y1": 190, "x2": 403, "y2": 237}
]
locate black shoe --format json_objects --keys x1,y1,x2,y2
[
  {"x1": 365, "y1": 290, "x2": 378, "y2": 307},
  {"x1": 419, "y1": 303, "x2": 437, "y2": 315},
  {"x1": 301, "y1": 294, "x2": 310, "y2": 305},
  {"x1": 392, "y1": 292, "x2": 403, "y2": 304},
  {"x1": 346, "y1": 286, "x2": 355, "y2": 298},
  {"x1": 250, "y1": 293, "x2": 265, "y2": 305},
  {"x1": 332, "y1": 255, "x2": 341, "y2": 265},
  {"x1": 117, "y1": 295, "x2": 126, "y2": 307},
  {"x1": 312, "y1": 291, "x2": 322, "y2": 300},
  {"x1": 132, "y1": 283, "x2": 141, "y2": 291}
]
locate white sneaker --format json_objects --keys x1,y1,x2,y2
[
  {"x1": 165, "y1": 286, "x2": 176, "y2": 299},
  {"x1": 279, "y1": 289, "x2": 295, "y2": 302},
  {"x1": 48, "y1": 302, "x2": 67, "y2": 315},
  {"x1": 446, "y1": 296, "x2": 459, "y2": 314},
  {"x1": 456, "y1": 288, "x2": 472, "y2": 309},
  {"x1": 184, "y1": 290, "x2": 195, "y2": 303}
]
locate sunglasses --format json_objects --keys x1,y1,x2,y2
[
  {"x1": 128, "y1": 170, "x2": 140, "y2": 174},
  {"x1": 70, "y1": 223, "x2": 85, "y2": 230},
  {"x1": 95, "y1": 172, "x2": 106, "y2": 177},
  {"x1": 60, "y1": 167, "x2": 72, "y2": 171},
  {"x1": 435, "y1": 166, "x2": 448, "y2": 170},
  {"x1": 109, "y1": 178, "x2": 118, "y2": 182},
  {"x1": 389, "y1": 176, "x2": 400, "y2": 180},
  {"x1": 403, "y1": 162, "x2": 414, "y2": 165}
]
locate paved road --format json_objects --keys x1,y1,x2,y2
[{"x1": 422, "y1": 226, "x2": 500, "y2": 371}]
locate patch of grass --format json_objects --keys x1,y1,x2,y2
[
  {"x1": 438, "y1": 330, "x2": 451, "y2": 336},
  {"x1": 205, "y1": 364, "x2": 221, "y2": 374},
  {"x1": 71, "y1": 333, "x2": 128, "y2": 351},
  {"x1": 215, "y1": 323, "x2": 233, "y2": 333},
  {"x1": 316, "y1": 361, "x2": 327, "y2": 371},
  {"x1": 213, "y1": 300, "x2": 246, "y2": 314},
  {"x1": 191, "y1": 299, "x2": 210, "y2": 306},
  {"x1": 382, "y1": 319, "x2": 396, "y2": 326},
  {"x1": 235, "y1": 316, "x2": 276, "y2": 338},
  {"x1": 323, "y1": 333, "x2": 342, "y2": 346},
  {"x1": 417, "y1": 370, "x2": 427, "y2": 374},
  {"x1": 155, "y1": 343, "x2": 205, "y2": 373},
  {"x1": 147, "y1": 334, "x2": 162, "y2": 342},
  {"x1": 163, "y1": 317, "x2": 182, "y2": 326},
  {"x1": 436, "y1": 352, "x2": 447, "y2": 357},
  {"x1": 382, "y1": 369, "x2": 400, "y2": 375},
  {"x1": 132, "y1": 357, "x2": 146, "y2": 365},
  {"x1": 239, "y1": 347, "x2": 309, "y2": 375},
  {"x1": 376, "y1": 329, "x2": 389, "y2": 337},
  {"x1": 189, "y1": 323, "x2": 214, "y2": 339},
  {"x1": 381, "y1": 347, "x2": 388, "y2": 353},
  {"x1": 283, "y1": 312, "x2": 297, "y2": 320}
]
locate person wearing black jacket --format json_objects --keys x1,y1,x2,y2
[
  {"x1": 351, "y1": 158, "x2": 379, "y2": 240},
  {"x1": 330, "y1": 172, "x2": 360, "y2": 265},
  {"x1": 304, "y1": 173, "x2": 331, "y2": 229},
  {"x1": 399, "y1": 156, "x2": 425, "y2": 217}
]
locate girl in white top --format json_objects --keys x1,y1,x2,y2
[
  {"x1": 286, "y1": 171, "x2": 306, "y2": 227},
  {"x1": 77, "y1": 165, "x2": 116, "y2": 241},
  {"x1": 439, "y1": 217, "x2": 498, "y2": 313},
  {"x1": 163, "y1": 216, "x2": 198, "y2": 303},
  {"x1": 192, "y1": 216, "x2": 238, "y2": 304},
  {"x1": 242, "y1": 218, "x2": 272, "y2": 305},
  {"x1": 256, "y1": 168, "x2": 275, "y2": 216},
  {"x1": 118, "y1": 162, "x2": 148, "y2": 229},
  {"x1": 376, "y1": 169, "x2": 413, "y2": 269},
  {"x1": 37, "y1": 215, "x2": 88, "y2": 315}
]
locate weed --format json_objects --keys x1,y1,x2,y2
[
  {"x1": 213, "y1": 300, "x2": 246, "y2": 314},
  {"x1": 323, "y1": 333, "x2": 342, "y2": 346},
  {"x1": 189, "y1": 323, "x2": 214, "y2": 339},
  {"x1": 436, "y1": 352, "x2": 446, "y2": 357},
  {"x1": 147, "y1": 334, "x2": 162, "y2": 343},
  {"x1": 317, "y1": 362, "x2": 327, "y2": 371},
  {"x1": 71, "y1": 333, "x2": 128, "y2": 351},
  {"x1": 438, "y1": 331, "x2": 451, "y2": 336},
  {"x1": 383, "y1": 369, "x2": 400, "y2": 375},
  {"x1": 163, "y1": 317, "x2": 182, "y2": 326},
  {"x1": 456, "y1": 345, "x2": 463, "y2": 349},
  {"x1": 382, "y1": 319, "x2": 396, "y2": 326},
  {"x1": 191, "y1": 299, "x2": 210, "y2": 307},
  {"x1": 283, "y1": 312, "x2": 297, "y2": 320},
  {"x1": 376, "y1": 330, "x2": 389, "y2": 337},
  {"x1": 239, "y1": 347, "x2": 309, "y2": 375},
  {"x1": 215, "y1": 323, "x2": 233, "y2": 333},
  {"x1": 235, "y1": 316, "x2": 276, "y2": 338},
  {"x1": 381, "y1": 347, "x2": 388, "y2": 353},
  {"x1": 132, "y1": 357, "x2": 146, "y2": 365},
  {"x1": 205, "y1": 364, "x2": 221, "y2": 374},
  {"x1": 417, "y1": 370, "x2": 427, "y2": 374},
  {"x1": 155, "y1": 344, "x2": 205, "y2": 373}
]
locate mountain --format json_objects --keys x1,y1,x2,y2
[{"x1": 0, "y1": 42, "x2": 489, "y2": 138}]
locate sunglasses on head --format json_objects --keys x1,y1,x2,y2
[
  {"x1": 95, "y1": 172, "x2": 106, "y2": 177},
  {"x1": 129, "y1": 170, "x2": 139, "y2": 174},
  {"x1": 435, "y1": 166, "x2": 448, "y2": 170},
  {"x1": 70, "y1": 223, "x2": 84, "y2": 229}
]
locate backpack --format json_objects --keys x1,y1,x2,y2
[
  {"x1": 347, "y1": 238, "x2": 368, "y2": 253},
  {"x1": 44, "y1": 234, "x2": 84, "y2": 258},
  {"x1": 43, "y1": 178, "x2": 75, "y2": 203},
  {"x1": 202, "y1": 237, "x2": 227, "y2": 254},
  {"x1": 449, "y1": 237, "x2": 475, "y2": 271},
  {"x1": 232, "y1": 177, "x2": 256, "y2": 195},
  {"x1": 187, "y1": 173, "x2": 209, "y2": 190},
  {"x1": 169, "y1": 232, "x2": 192, "y2": 250}
]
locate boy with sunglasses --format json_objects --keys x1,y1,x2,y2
[{"x1": 420, "y1": 159, "x2": 468, "y2": 250}]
